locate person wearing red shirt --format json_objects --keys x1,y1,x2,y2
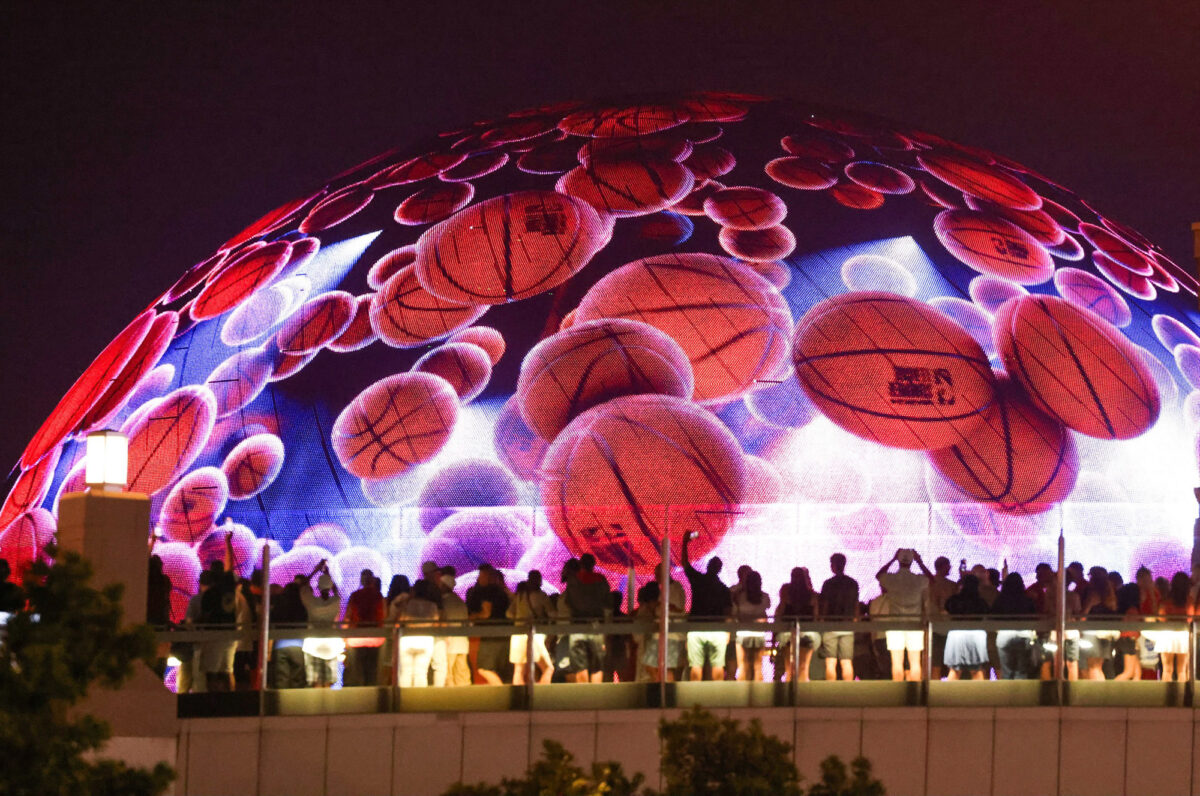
[{"x1": 343, "y1": 568, "x2": 386, "y2": 686}]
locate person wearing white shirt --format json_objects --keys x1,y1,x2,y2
[{"x1": 876, "y1": 548, "x2": 932, "y2": 682}]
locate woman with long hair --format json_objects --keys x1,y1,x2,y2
[
  {"x1": 775, "y1": 568, "x2": 819, "y2": 682},
  {"x1": 733, "y1": 570, "x2": 771, "y2": 681},
  {"x1": 1157, "y1": 571, "x2": 1193, "y2": 682}
]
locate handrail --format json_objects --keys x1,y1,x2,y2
[{"x1": 153, "y1": 615, "x2": 1190, "y2": 644}]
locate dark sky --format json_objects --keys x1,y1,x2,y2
[{"x1": 2, "y1": 1, "x2": 1198, "y2": 479}]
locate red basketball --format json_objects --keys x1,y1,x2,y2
[
  {"x1": 204, "y1": 349, "x2": 273, "y2": 417},
  {"x1": 517, "y1": 318, "x2": 694, "y2": 441},
  {"x1": 1053, "y1": 267, "x2": 1132, "y2": 328},
  {"x1": 158, "y1": 466, "x2": 229, "y2": 543},
  {"x1": 275, "y1": 290, "x2": 356, "y2": 354},
  {"x1": 670, "y1": 180, "x2": 726, "y2": 215},
  {"x1": 559, "y1": 103, "x2": 689, "y2": 138},
  {"x1": 718, "y1": 224, "x2": 796, "y2": 262},
  {"x1": 919, "y1": 178, "x2": 965, "y2": 210},
  {"x1": 80, "y1": 311, "x2": 179, "y2": 432},
  {"x1": 415, "y1": 190, "x2": 610, "y2": 303},
  {"x1": 574, "y1": 253, "x2": 793, "y2": 401},
  {"x1": 124, "y1": 385, "x2": 218, "y2": 496},
  {"x1": 222, "y1": 433, "x2": 286, "y2": 499},
  {"x1": 576, "y1": 132, "x2": 692, "y2": 166},
  {"x1": 683, "y1": 144, "x2": 736, "y2": 181},
  {"x1": 558, "y1": 158, "x2": 694, "y2": 217},
  {"x1": 21, "y1": 308, "x2": 157, "y2": 469},
  {"x1": 933, "y1": 209, "x2": 1055, "y2": 285},
  {"x1": 1092, "y1": 251, "x2": 1156, "y2": 300},
  {"x1": 331, "y1": 372, "x2": 459, "y2": 479},
  {"x1": 780, "y1": 134, "x2": 854, "y2": 162},
  {"x1": 765, "y1": 157, "x2": 838, "y2": 191},
  {"x1": 439, "y1": 151, "x2": 508, "y2": 181},
  {"x1": 703, "y1": 186, "x2": 787, "y2": 230},
  {"x1": 370, "y1": 265, "x2": 487, "y2": 348},
  {"x1": 964, "y1": 196, "x2": 1065, "y2": 246},
  {"x1": 367, "y1": 245, "x2": 417, "y2": 291},
  {"x1": 539, "y1": 394, "x2": 745, "y2": 573},
  {"x1": 0, "y1": 446, "x2": 61, "y2": 533},
  {"x1": 412, "y1": 341, "x2": 493, "y2": 402},
  {"x1": 394, "y1": 181, "x2": 474, "y2": 226},
  {"x1": 327, "y1": 294, "x2": 379, "y2": 353},
  {"x1": 844, "y1": 161, "x2": 915, "y2": 195},
  {"x1": 516, "y1": 140, "x2": 581, "y2": 174},
  {"x1": 191, "y1": 240, "x2": 293, "y2": 321},
  {"x1": 448, "y1": 325, "x2": 506, "y2": 365},
  {"x1": 929, "y1": 379, "x2": 1078, "y2": 514},
  {"x1": 366, "y1": 151, "x2": 466, "y2": 188},
  {"x1": 918, "y1": 151, "x2": 1042, "y2": 210},
  {"x1": 830, "y1": 183, "x2": 885, "y2": 210},
  {"x1": 1079, "y1": 223, "x2": 1153, "y2": 275},
  {"x1": 0, "y1": 508, "x2": 56, "y2": 581},
  {"x1": 995, "y1": 294, "x2": 1161, "y2": 439},
  {"x1": 1040, "y1": 198, "x2": 1083, "y2": 233},
  {"x1": 792, "y1": 291, "x2": 997, "y2": 450}
]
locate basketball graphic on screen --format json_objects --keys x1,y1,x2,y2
[
  {"x1": 995, "y1": 295, "x2": 1161, "y2": 439},
  {"x1": 327, "y1": 294, "x2": 379, "y2": 353},
  {"x1": 158, "y1": 466, "x2": 229, "y2": 543},
  {"x1": 934, "y1": 209, "x2": 1055, "y2": 285},
  {"x1": 540, "y1": 394, "x2": 745, "y2": 572},
  {"x1": 792, "y1": 291, "x2": 997, "y2": 450},
  {"x1": 123, "y1": 385, "x2": 218, "y2": 496},
  {"x1": 517, "y1": 318, "x2": 694, "y2": 441},
  {"x1": 415, "y1": 190, "x2": 610, "y2": 303},
  {"x1": 917, "y1": 151, "x2": 1042, "y2": 211},
  {"x1": 332, "y1": 372, "x2": 458, "y2": 480},
  {"x1": 929, "y1": 379, "x2": 1078, "y2": 514},
  {"x1": 703, "y1": 186, "x2": 787, "y2": 230},
  {"x1": 222, "y1": 433, "x2": 286, "y2": 500},
  {"x1": 575, "y1": 253, "x2": 792, "y2": 401},
  {"x1": 9, "y1": 92, "x2": 1198, "y2": 622},
  {"x1": 370, "y1": 265, "x2": 487, "y2": 348},
  {"x1": 412, "y1": 341, "x2": 493, "y2": 402}
]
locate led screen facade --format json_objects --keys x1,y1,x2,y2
[{"x1": 3, "y1": 92, "x2": 1199, "y2": 611}]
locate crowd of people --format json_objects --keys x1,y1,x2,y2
[{"x1": 6, "y1": 530, "x2": 1196, "y2": 691}]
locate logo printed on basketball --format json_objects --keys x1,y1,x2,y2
[
  {"x1": 934, "y1": 209, "x2": 1054, "y2": 285},
  {"x1": 792, "y1": 291, "x2": 996, "y2": 450}
]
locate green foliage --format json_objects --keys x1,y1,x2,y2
[
  {"x1": 441, "y1": 708, "x2": 884, "y2": 796},
  {"x1": 805, "y1": 755, "x2": 886, "y2": 796},
  {"x1": 656, "y1": 706, "x2": 802, "y2": 796},
  {"x1": 444, "y1": 739, "x2": 644, "y2": 796},
  {"x1": 0, "y1": 549, "x2": 175, "y2": 796}
]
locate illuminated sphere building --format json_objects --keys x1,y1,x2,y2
[{"x1": 3, "y1": 92, "x2": 1198, "y2": 607}]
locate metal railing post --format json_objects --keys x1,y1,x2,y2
[
  {"x1": 659, "y1": 535, "x2": 670, "y2": 705},
  {"x1": 257, "y1": 543, "x2": 271, "y2": 717},
  {"x1": 526, "y1": 623, "x2": 536, "y2": 706},
  {"x1": 791, "y1": 618, "x2": 801, "y2": 703},
  {"x1": 923, "y1": 618, "x2": 932, "y2": 704},
  {"x1": 391, "y1": 623, "x2": 402, "y2": 692}
]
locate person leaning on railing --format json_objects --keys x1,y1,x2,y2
[
  {"x1": 819, "y1": 553, "x2": 859, "y2": 682},
  {"x1": 991, "y1": 573, "x2": 1037, "y2": 680},
  {"x1": 681, "y1": 530, "x2": 732, "y2": 683}
]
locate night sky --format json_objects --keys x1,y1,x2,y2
[{"x1": 2, "y1": 2, "x2": 1198, "y2": 480}]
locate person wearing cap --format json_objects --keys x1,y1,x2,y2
[
  {"x1": 877, "y1": 548, "x2": 932, "y2": 682},
  {"x1": 437, "y1": 571, "x2": 471, "y2": 686},
  {"x1": 301, "y1": 560, "x2": 343, "y2": 688}
]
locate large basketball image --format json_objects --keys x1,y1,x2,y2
[{"x1": 6, "y1": 92, "x2": 1199, "y2": 599}]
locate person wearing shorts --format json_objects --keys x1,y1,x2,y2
[
  {"x1": 819, "y1": 553, "x2": 859, "y2": 681},
  {"x1": 876, "y1": 548, "x2": 931, "y2": 682},
  {"x1": 682, "y1": 531, "x2": 732, "y2": 681}
]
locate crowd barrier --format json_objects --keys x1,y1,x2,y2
[{"x1": 156, "y1": 615, "x2": 1200, "y2": 716}]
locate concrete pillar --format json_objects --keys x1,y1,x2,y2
[
  {"x1": 57, "y1": 490, "x2": 152, "y2": 624},
  {"x1": 57, "y1": 490, "x2": 178, "y2": 741}
]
